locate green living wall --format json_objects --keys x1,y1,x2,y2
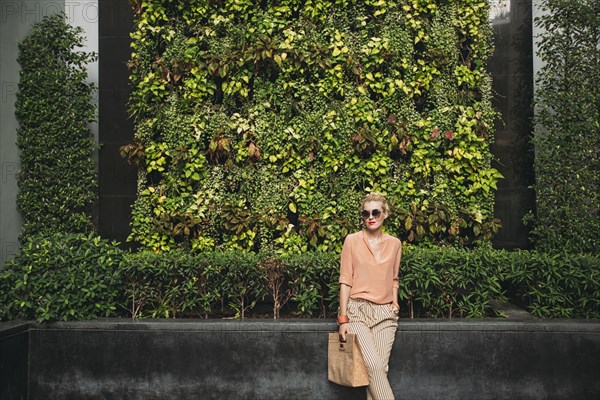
[{"x1": 124, "y1": 0, "x2": 502, "y2": 253}]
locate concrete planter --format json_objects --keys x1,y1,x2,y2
[{"x1": 1, "y1": 318, "x2": 599, "y2": 400}]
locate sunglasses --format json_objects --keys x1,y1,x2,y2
[{"x1": 361, "y1": 209, "x2": 382, "y2": 219}]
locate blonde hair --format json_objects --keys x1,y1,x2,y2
[{"x1": 361, "y1": 192, "x2": 390, "y2": 215}]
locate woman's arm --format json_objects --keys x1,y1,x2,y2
[
  {"x1": 338, "y1": 283, "x2": 351, "y2": 340},
  {"x1": 391, "y1": 240, "x2": 401, "y2": 313}
]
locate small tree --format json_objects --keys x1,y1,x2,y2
[{"x1": 15, "y1": 13, "x2": 98, "y2": 238}]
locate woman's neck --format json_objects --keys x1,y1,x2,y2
[{"x1": 363, "y1": 228, "x2": 383, "y2": 241}]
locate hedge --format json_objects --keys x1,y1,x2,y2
[
  {"x1": 2, "y1": 235, "x2": 598, "y2": 321},
  {"x1": 0, "y1": 233, "x2": 124, "y2": 322}
]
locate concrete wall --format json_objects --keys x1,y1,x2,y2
[
  {"x1": 0, "y1": 0, "x2": 98, "y2": 267},
  {"x1": 70, "y1": 1, "x2": 99, "y2": 145},
  {"x1": 0, "y1": 320, "x2": 28, "y2": 400},
  {"x1": 2, "y1": 319, "x2": 599, "y2": 400}
]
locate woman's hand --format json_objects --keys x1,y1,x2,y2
[
  {"x1": 338, "y1": 322, "x2": 350, "y2": 342},
  {"x1": 391, "y1": 302, "x2": 400, "y2": 315}
]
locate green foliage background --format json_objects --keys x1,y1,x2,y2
[
  {"x1": 15, "y1": 14, "x2": 98, "y2": 239},
  {"x1": 529, "y1": 0, "x2": 600, "y2": 254},
  {"x1": 124, "y1": 0, "x2": 502, "y2": 253}
]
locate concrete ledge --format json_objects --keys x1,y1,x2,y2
[
  {"x1": 0, "y1": 320, "x2": 29, "y2": 400},
  {"x1": 1, "y1": 319, "x2": 599, "y2": 400}
]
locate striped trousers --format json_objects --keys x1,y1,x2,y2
[{"x1": 347, "y1": 298, "x2": 398, "y2": 400}]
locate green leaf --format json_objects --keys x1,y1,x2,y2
[{"x1": 289, "y1": 203, "x2": 297, "y2": 213}]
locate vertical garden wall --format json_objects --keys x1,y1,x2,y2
[{"x1": 123, "y1": 0, "x2": 502, "y2": 253}]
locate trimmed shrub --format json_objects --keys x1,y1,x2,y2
[
  {"x1": 121, "y1": 249, "x2": 201, "y2": 319},
  {"x1": 0, "y1": 233, "x2": 125, "y2": 322},
  {"x1": 401, "y1": 246, "x2": 508, "y2": 318},
  {"x1": 121, "y1": 248, "x2": 600, "y2": 319},
  {"x1": 529, "y1": 0, "x2": 600, "y2": 254},
  {"x1": 503, "y1": 251, "x2": 600, "y2": 318},
  {"x1": 3, "y1": 242, "x2": 598, "y2": 321},
  {"x1": 121, "y1": 250, "x2": 264, "y2": 319},
  {"x1": 284, "y1": 251, "x2": 340, "y2": 317},
  {"x1": 15, "y1": 13, "x2": 98, "y2": 238}
]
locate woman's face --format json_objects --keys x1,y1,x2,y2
[{"x1": 362, "y1": 200, "x2": 387, "y2": 232}]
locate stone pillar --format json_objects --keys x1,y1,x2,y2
[
  {"x1": 489, "y1": 0, "x2": 536, "y2": 249},
  {"x1": 97, "y1": 0, "x2": 136, "y2": 245}
]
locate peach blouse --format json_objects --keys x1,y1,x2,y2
[{"x1": 339, "y1": 230, "x2": 402, "y2": 304}]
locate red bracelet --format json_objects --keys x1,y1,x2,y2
[{"x1": 337, "y1": 315, "x2": 349, "y2": 324}]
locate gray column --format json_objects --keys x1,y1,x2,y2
[{"x1": 489, "y1": 0, "x2": 536, "y2": 249}]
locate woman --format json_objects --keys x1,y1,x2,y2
[{"x1": 338, "y1": 192, "x2": 401, "y2": 400}]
